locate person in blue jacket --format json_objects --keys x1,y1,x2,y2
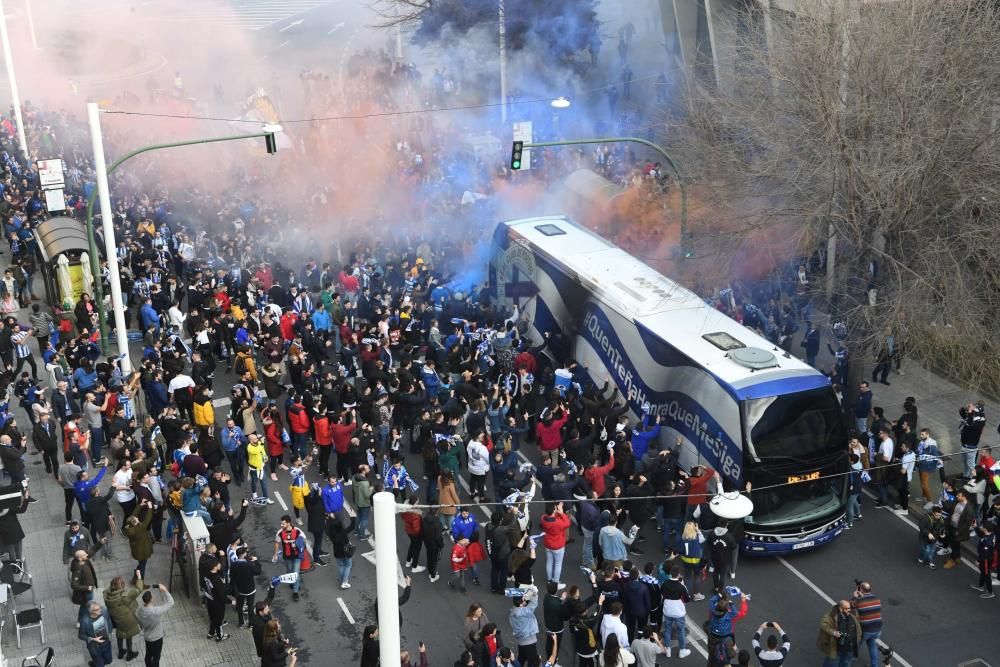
[
  {"x1": 311, "y1": 303, "x2": 332, "y2": 335},
  {"x1": 139, "y1": 297, "x2": 160, "y2": 336},
  {"x1": 631, "y1": 413, "x2": 661, "y2": 465},
  {"x1": 322, "y1": 474, "x2": 345, "y2": 516},
  {"x1": 73, "y1": 464, "x2": 108, "y2": 521},
  {"x1": 450, "y1": 508, "x2": 481, "y2": 584}
]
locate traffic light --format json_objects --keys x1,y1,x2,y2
[
  {"x1": 511, "y1": 141, "x2": 523, "y2": 170},
  {"x1": 265, "y1": 132, "x2": 277, "y2": 155}
]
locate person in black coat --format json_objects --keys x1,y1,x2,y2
[
  {"x1": 250, "y1": 585, "x2": 277, "y2": 657},
  {"x1": 87, "y1": 484, "x2": 116, "y2": 560},
  {"x1": 360, "y1": 625, "x2": 379, "y2": 667},
  {"x1": 228, "y1": 545, "x2": 263, "y2": 627},
  {"x1": 32, "y1": 412, "x2": 59, "y2": 476},
  {"x1": 421, "y1": 507, "x2": 445, "y2": 582},
  {"x1": 208, "y1": 498, "x2": 248, "y2": 550},
  {"x1": 0, "y1": 490, "x2": 29, "y2": 561},
  {"x1": 304, "y1": 484, "x2": 328, "y2": 564}
]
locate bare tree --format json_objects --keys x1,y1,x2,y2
[
  {"x1": 367, "y1": 0, "x2": 430, "y2": 29},
  {"x1": 668, "y1": 0, "x2": 1000, "y2": 397}
]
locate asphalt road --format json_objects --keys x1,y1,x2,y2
[{"x1": 222, "y1": 384, "x2": 1000, "y2": 667}]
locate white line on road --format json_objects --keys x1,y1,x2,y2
[
  {"x1": 337, "y1": 597, "x2": 355, "y2": 624},
  {"x1": 455, "y1": 473, "x2": 493, "y2": 521},
  {"x1": 279, "y1": 18, "x2": 303, "y2": 32},
  {"x1": 212, "y1": 397, "x2": 232, "y2": 407},
  {"x1": 273, "y1": 489, "x2": 288, "y2": 511},
  {"x1": 328, "y1": 21, "x2": 344, "y2": 34},
  {"x1": 777, "y1": 556, "x2": 914, "y2": 667}
]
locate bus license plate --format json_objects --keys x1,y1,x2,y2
[{"x1": 792, "y1": 540, "x2": 815, "y2": 550}]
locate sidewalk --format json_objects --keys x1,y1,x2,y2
[
  {"x1": 795, "y1": 316, "x2": 992, "y2": 560},
  {"x1": 0, "y1": 418, "x2": 261, "y2": 665}
]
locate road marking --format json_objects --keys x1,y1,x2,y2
[
  {"x1": 683, "y1": 614, "x2": 710, "y2": 658},
  {"x1": 777, "y1": 556, "x2": 914, "y2": 667},
  {"x1": 361, "y1": 547, "x2": 408, "y2": 586},
  {"x1": 273, "y1": 489, "x2": 288, "y2": 511},
  {"x1": 455, "y1": 473, "x2": 493, "y2": 521},
  {"x1": 279, "y1": 18, "x2": 303, "y2": 32},
  {"x1": 337, "y1": 597, "x2": 355, "y2": 624},
  {"x1": 861, "y1": 488, "x2": 978, "y2": 571},
  {"x1": 212, "y1": 397, "x2": 232, "y2": 407},
  {"x1": 328, "y1": 21, "x2": 344, "y2": 34}
]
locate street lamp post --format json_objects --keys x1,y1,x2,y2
[
  {"x1": 499, "y1": 0, "x2": 507, "y2": 122},
  {"x1": 373, "y1": 492, "x2": 401, "y2": 667},
  {"x1": 84, "y1": 103, "x2": 278, "y2": 368},
  {"x1": 522, "y1": 136, "x2": 690, "y2": 256},
  {"x1": 0, "y1": 0, "x2": 29, "y2": 160},
  {"x1": 87, "y1": 103, "x2": 130, "y2": 372}
]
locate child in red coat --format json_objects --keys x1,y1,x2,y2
[{"x1": 449, "y1": 538, "x2": 470, "y2": 593}]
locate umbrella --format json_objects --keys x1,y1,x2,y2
[
  {"x1": 79, "y1": 252, "x2": 94, "y2": 298},
  {"x1": 56, "y1": 254, "x2": 73, "y2": 305}
]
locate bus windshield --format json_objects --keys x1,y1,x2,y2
[
  {"x1": 746, "y1": 388, "x2": 845, "y2": 461},
  {"x1": 744, "y1": 388, "x2": 848, "y2": 526}
]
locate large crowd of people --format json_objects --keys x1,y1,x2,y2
[{"x1": 0, "y1": 23, "x2": 995, "y2": 667}]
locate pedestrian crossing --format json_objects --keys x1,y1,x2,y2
[{"x1": 131, "y1": 0, "x2": 334, "y2": 31}]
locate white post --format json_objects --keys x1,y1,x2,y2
[
  {"x1": 499, "y1": 0, "x2": 507, "y2": 122},
  {"x1": 24, "y1": 0, "x2": 37, "y2": 50},
  {"x1": 87, "y1": 102, "x2": 132, "y2": 373},
  {"x1": 0, "y1": 0, "x2": 29, "y2": 160},
  {"x1": 373, "y1": 491, "x2": 400, "y2": 667}
]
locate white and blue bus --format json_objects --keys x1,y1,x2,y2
[{"x1": 488, "y1": 216, "x2": 848, "y2": 554}]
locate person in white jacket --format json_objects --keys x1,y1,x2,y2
[{"x1": 466, "y1": 432, "x2": 490, "y2": 502}]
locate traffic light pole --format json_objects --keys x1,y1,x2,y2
[
  {"x1": 84, "y1": 110, "x2": 274, "y2": 359},
  {"x1": 521, "y1": 137, "x2": 689, "y2": 256}
]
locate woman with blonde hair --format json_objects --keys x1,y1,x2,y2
[{"x1": 678, "y1": 521, "x2": 706, "y2": 601}]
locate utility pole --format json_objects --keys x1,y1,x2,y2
[
  {"x1": 499, "y1": 0, "x2": 507, "y2": 122},
  {"x1": 24, "y1": 0, "x2": 37, "y2": 50},
  {"x1": 0, "y1": 0, "x2": 29, "y2": 160},
  {"x1": 87, "y1": 103, "x2": 131, "y2": 372},
  {"x1": 373, "y1": 492, "x2": 401, "y2": 667}
]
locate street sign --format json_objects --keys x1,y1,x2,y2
[
  {"x1": 36, "y1": 158, "x2": 65, "y2": 190},
  {"x1": 43, "y1": 189, "x2": 65, "y2": 213},
  {"x1": 512, "y1": 121, "x2": 532, "y2": 170}
]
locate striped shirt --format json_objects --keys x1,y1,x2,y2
[
  {"x1": 853, "y1": 594, "x2": 882, "y2": 632},
  {"x1": 11, "y1": 330, "x2": 30, "y2": 359},
  {"x1": 752, "y1": 631, "x2": 790, "y2": 667}
]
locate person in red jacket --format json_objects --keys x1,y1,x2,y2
[
  {"x1": 449, "y1": 538, "x2": 471, "y2": 593},
  {"x1": 401, "y1": 495, "x2": 425, "y2": 573},
  {"x1": 262, "y1": 407, "x2": 286, "y2": 481},
  {"x1": 535, "y1": 404, "x2": 569, "y2": 453},
  {"x1": 330, "y1": 409, "x2": 359, "y2": 483},
  {"x1": 540, "y1": 501, "x2": 572, "y2": 585},
  {"x1": 687, "y1": 466, "x2": 719, "y2": 521},
  {"x1": 279, "y1": 311, "x2": 297, "y2": 342},
  {"x1": 584, "y1": 448, "x2": 615, "y2": 497},
  {"x1": 286, "y1": 395, "x2": 311, "y2": 461},
  {"x1": 313, "y1": 408, "x2": 334, "y2": 478}
]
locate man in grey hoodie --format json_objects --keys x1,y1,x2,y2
[
  {"x1": 509, "y1": 584, "x2": 541, "y2": 667},
  {"x1": 135, "y1": 584, "x2": 174, "y2": 667}
]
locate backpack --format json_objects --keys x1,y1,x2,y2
[
  {"x1": 710, "y1": 636, "x2": 732, "y2": 665},
  {"x1": 573, "y1": 619, "x2": 598, "y2": 650},
  {"x1": 234, "y1": 354, "x2": 248, "y2": 376}
]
